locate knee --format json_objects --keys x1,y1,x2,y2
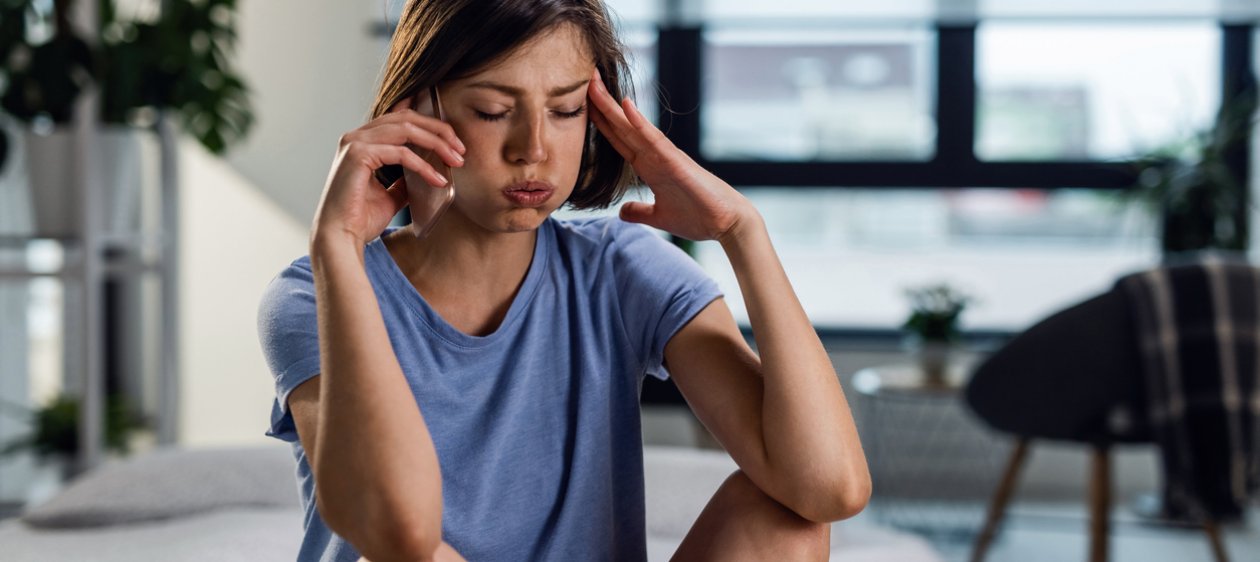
[{"x1": 720, "y1": 471, "x2": 832, "y2": 560}]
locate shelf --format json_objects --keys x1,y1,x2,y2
[
  {"x1": 0, "y1": 233, "x2": 168, "y2": 251},
  {"x1": 0, "y1": 231, "x2": 168, "y2": 282}
]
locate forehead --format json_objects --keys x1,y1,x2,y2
[{"x1": 455, "y1": 23, "x2": 594, "y2": 95}]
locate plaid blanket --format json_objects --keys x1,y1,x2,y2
[{"x1": 1117, "y1": 255, "x2": 1260, "y2": 520}]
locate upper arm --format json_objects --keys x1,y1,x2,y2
[
  {"x1": 288, "y1": 375, "x2": 322, "y2": 473},
  {"x1": 662, "y1": 298, "x2": 777, "y2": 493}
]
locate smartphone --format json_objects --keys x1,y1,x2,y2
[{"x1": 402, "y1": 87, "x2": 455, "y2": 240}]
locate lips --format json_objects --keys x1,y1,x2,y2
[{"x1": 502, "y1": 180, "x2": 556, "y2": 208}]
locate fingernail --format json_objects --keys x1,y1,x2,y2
[
  {"x1": 452, "y1": 151, "x2": 464, "y2": 164},
  {"x1": 435, "y1": 172, "x2": 448, "y2": 185}
]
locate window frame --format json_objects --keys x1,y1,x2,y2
[{"x1": 656, "y1": 24, "x2": 1253, "y2": 192}]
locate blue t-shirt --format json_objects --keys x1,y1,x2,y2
[{"x1": 257, "y1": 216, "x2": 723, "y2": 562}]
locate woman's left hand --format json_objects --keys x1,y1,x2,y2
[{"x1": 587, "y1": 69, "x2": 759, "y2": 243}]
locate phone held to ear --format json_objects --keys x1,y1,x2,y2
[{"x1": 403, "y1": 87, "x2": 455, "y2": 240}]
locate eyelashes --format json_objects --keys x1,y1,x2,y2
[{"x1": 474, "y1": 105, "x2": 587, "y2": 122}]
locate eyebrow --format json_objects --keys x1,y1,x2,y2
[{"x1": 466, "y1": 79, "x2": 590, "y2": 98}]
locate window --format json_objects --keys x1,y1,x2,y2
[
  {"x1": 692, "y1": 188, "x2": 1157, "y2": 330},
  {"x1": 621, "y1": 27, "x2": 659, "y2": 125},
  {"x1": 374, "y1": 9, "x2": 1255, "y2": 334},
  {"x1": 976, "y1": 22, "x2": 1221, "y2": 161},
  {"x1": 702, "y1": 27, "x2": 936, "y2": 161}
]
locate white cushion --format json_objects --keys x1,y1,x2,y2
[{"x1": 21, "y1": 444, "x2": 299, "y2": 529}]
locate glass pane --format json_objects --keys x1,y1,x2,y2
[
  {"x1": 604, "y1": 0, "x2": 662, "y2": 24},
  {"x1": 696, "y1": 0, "x2": 1260, "y2": 21},
  {"x1": 977, "y1": 22, "x2": 1221, "y2": 161},
  {"x1": 622, "y1": 27, "x2": 658, "y2": 126},
  {"x1": 1252, "y1": 26, "x2": 1260, "y2": 260},
  {"x1": 381, "y1": 0, "x2": 660, "y2": 29},
  {"x1": 694, "y1": 188, "x2": 1158, "y2": 330},
  {"x1": 696, "y1": 0, "x2": 936, "y2": 21},
  {"x1": 702, "y1": 27, "x2": 936, "y2": 161}
]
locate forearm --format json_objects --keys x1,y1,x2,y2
[
  {"x1": 311, "y1": 233, "x2": 444, "y2": 557},
  {"x1": 718, "y1": 214, "x2": 869, "y2": 516}
]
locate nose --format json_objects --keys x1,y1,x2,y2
[{"x1": 504, "y1": 110, "x2": 548, "y2": 166}]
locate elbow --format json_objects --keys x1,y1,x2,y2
[
  {"x1": 788, "y1": 469, "x2": 872, "y2": 523},
  {"x1": 317, "y1": 491, "x2": 442, "y2": 562}
]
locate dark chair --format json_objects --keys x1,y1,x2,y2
[{"x1": 964, "y1": 277, "x2": 1237, "y2": 562}]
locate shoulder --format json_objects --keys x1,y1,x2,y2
[
  {"x1": 257, "y1": 255, "x2": 317, "y2": 323},
  {"x1": 261, "y1": 255, "x2": 315, "y2": 300}
]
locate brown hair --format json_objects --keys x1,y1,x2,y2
[{"x1": 370, "y1": 0, "x2": 636, "y2": 210}]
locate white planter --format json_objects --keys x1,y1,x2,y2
[
  {"x1": 23, "y1": 455, "x2": 71, "y2": 509},
  {"x1": 916, "y1": 341, "x2": 952, "y2": 386},
  {"x1": 24, "y1": 126, "x2": 149, "y2": 238}
]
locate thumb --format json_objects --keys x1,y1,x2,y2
[{"x1": 619, "y1": 201, "x2": 655, "y2": 224}]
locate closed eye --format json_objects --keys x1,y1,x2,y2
[
  {"x1": 475, "y1": 110, "x2": 508, "y2": 122},
  {"x1": 474, "y1": 105, "x2": 587, "y2": 122},
  {"x1": 555, "y1": 105, "x2": 586, "y2": 119}
]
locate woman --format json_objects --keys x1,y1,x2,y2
[{"x1": 258, "y1": 1, "x2": 869, "y2": 560}]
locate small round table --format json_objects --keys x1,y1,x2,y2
[{"x1": 851, "y1": 361, "x2": 1012, "y2": 541}]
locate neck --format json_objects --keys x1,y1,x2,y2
[{"x1": 384, "y1": 208, "x2": 541, "y2": 300}]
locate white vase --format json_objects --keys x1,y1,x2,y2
[
  {"x1": 916, "y1": 341, "x2": 952, "y2": 385},
  {"x1": 23, "y1": 455, "x2": 71, "y2": 509},
  {"x1": 23, "y1": 129, "x2": 77, "y2": 238},
  {"x1": 24, "y1": 126, "x2": 149, "y2": 238}
]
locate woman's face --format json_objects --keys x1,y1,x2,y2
[{"x1": 437, "y1": 23, "x2": 595, "y2": 234}]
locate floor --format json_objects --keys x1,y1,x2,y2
[
  {"x1": 642, "y1": 406, "x2": 1259, "y2": 562},
  {"x1": 927, "y1": 501, "x2": 1260, "y2": 562}
]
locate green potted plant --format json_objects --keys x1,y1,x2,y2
[
  {"x1": 0, "y1": 0, "x2": 254, "y2": 236},
  {"x1": 902, "y1": 283, "x2": 974, "y2": 385},
  {"x1": 1128, "y1": 89, "x2": 1257, "y2": 257},
  {"x1": 0, "y1": 0, "x2": 95, "y2": 236},
  {"x1": 95, "y1": 0, "x2": 253, "y2": 154}
]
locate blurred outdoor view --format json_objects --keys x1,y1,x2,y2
[{"x1": 332, "y1": 4, "x2": 1223, "y2": 333}]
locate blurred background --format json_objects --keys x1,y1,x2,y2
[{"x1": 0, "y1": 1, "x2": 1258, "y2": 561}]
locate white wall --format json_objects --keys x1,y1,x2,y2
[
  {"x1": 174, "y1": 0, "x2": 389, "y2": 445},
  {"x1": 226, "y1": 0, "x2": 389, "y2": 226},
  {"x1": 178, "y1": 138, "x2": 308, "y2": 445}
]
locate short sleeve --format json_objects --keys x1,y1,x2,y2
[
  {"x1": 613, "y1": 222, "x2": 723, "y2": 381},
  {"x1": 256, "y1": 257, "x2": 322, "y2": 442}
]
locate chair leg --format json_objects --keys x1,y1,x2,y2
[
  {"x1": 1089, "y1": 445, "x2": 1111, "y2": 562},
  {"x1": 971, "y1": 438, "x2": 1031, "y2": 562},
  {"x1": 1202, "y1": 519, "x2": 1229, "y2": 562}
]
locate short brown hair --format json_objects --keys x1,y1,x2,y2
[{"x1": 370, "y1": 0, "x2": 636, "y2": 210}]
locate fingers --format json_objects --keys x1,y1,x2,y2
[
  {"x1": 587, "y1": 70, "x2": 640, "y2": 152},
  {"x1": 588, "y1": 107, "x2": 633, "y2": 160},
  {"x1": 618, "y1": 201, "x2": 655, "y2": 224},
  {"x1": 622, "y1": 97, "x2": 652, "y2": 131},
  {"x1": 391, "y1": 145, "x2": 450, "y2": 187},
  {"x1": 351, "y1": 115, "x2": 465, "y2": 170},
  {"x1": 347, "y1": 138, "x2": 449, "y2": 188},
  {"x1": 368, "y1": 108, "x2": 467, "y2": 155},
  {"x1": 587, "y1": 68, "x2": 669, "y2": 157},
  {"x1": 368, "y1": 121, "x2": 466, "y2": 168}
]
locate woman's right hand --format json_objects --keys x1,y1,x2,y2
[{"x1": 310, "y1": 94, "x2": 466, "y2": 249}]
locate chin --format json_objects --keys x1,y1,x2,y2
[{"x1": 497, "y1": 208, "x2": 556, "y2": 233}]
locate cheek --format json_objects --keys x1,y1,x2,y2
[{"x1": 558, "y1": 124, "x2": 590, "y2": 161}]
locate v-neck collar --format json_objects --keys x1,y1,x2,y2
[{"x1": 366, "y1": 220, "x2": 552, "y2": 349}]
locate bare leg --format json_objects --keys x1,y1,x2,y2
[{"x1": 671, "y1": 470, "x2": 831, "y2": 562}]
